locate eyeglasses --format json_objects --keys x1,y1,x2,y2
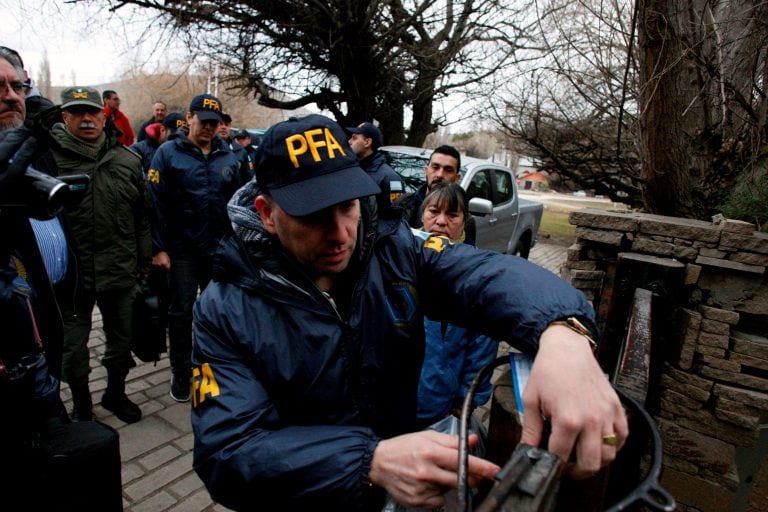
[{"x1": 0, "y1": 77, "x2": 29, "y2": 97}]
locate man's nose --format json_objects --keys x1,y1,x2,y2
[{"x1": 325, "y1": 210, "x2": 350, "y2": 242}]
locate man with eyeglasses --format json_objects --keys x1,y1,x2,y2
[
  {"x1": 1, "y1": 51, "x2": 126, "y2": 508},
  {"x1": 0, "y1": 48, "x2": 27, "y2": 131}
]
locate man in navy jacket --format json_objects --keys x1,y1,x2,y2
[
  {"x1": 147, "y1": 93, "x2": 242, "y2": 402},
  {"x1": 190, "y1": 114, "x2": 627, "y2": 511}
]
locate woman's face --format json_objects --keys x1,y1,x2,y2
[{"x1": 422, "y1": 199, "x2": 465, "y2": 240}]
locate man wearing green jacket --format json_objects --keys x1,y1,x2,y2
[{"x1": 40, "y1": 86, "x2": 152, "y2": 423}]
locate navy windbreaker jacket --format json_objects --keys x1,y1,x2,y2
[
  {"x1": 359, "y1": 151, "x2": 404, "y2": 212},
  {"x1": 190, "y1": 181, "x2": 595, "y2": 511},
  {"x1": 147, "y1": 135, "x2": 241, "y2": 258}
]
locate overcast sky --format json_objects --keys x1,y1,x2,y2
[
  {"x1": 2, "y1": 0, "x2": 474, "y2": 130},
  {"x1": 2, "y1": 0, "x2": 170, "y2": 87}
]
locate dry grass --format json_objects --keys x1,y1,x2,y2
[{"x1": 537, "y1": 198, "x2": 629, "y2": 244}]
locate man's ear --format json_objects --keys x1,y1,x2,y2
[{"x1": 254, "y1": 195, "x2": 277, "y2": 234}]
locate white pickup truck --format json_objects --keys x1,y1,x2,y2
[{"x1": 381, "y1": 146, "x2": 544, "y2": 258}]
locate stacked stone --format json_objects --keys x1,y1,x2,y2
[{"x1": 563, "y1": 208, "x2": 768, "y2": 512}]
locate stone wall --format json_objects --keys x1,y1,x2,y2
[{"x1": 562, "y1": 209, "x2": 768, "y2": 512}]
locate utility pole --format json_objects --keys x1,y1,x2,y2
[{"x1": 214, "y1": 63, "x2": 219, "y2": 97}]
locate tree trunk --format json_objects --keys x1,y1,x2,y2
[
  {"x1": 638, "y1": 0, "x2": 699, "y2": 217},
  {"x1": 407, "y1": 76, "x2": 437, "y2": 147}
]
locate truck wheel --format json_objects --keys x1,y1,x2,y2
[{"x1": 513, "y1": 240, "x2": 530, "y2": 259}]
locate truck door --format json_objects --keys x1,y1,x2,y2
[
  {"x1": 465, "y1": 166, "x2": 521, "y2": 252},
  {"x1": 487, "y1": 167, "x2": 520, "y2": 253},
  {"x1": 465, "y1": 168, "x2": 494, "y2": 248}
]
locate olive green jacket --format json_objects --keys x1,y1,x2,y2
[{"x1": 44, "y1": 124, "x2": 152, "y2": 291}]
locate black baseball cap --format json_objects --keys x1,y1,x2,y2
[
  {"x1": 189, "y1": 93, "x2": 223, "y2": 122},
  {"x1": 234, "y1": 129, "x2": 251, "y2": 139},
  {"x1": 255, "y1": 114, "x2": 380, "y2": 217},
  {"x1": 347, "y1": 122, "x2": 383, "y2": 150}
]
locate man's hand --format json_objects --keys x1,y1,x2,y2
[
  {"x1": 369, "y1": 430, "x2": 500, "y2": 509},
  {"x1": 521, "y1": 324, "x2": 628, "y2": 479},
  {"x1": 0, "y1": 126, "x2": 37, "y2": 187},
  {"x1": 151, "y1": 251, "x2": 171, "y2": 270}
]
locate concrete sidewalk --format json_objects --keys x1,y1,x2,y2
[{"x1": 63, "y1": 242, "x2": 567, "y2": 511}]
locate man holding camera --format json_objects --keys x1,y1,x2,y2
[
  {"x1": 1, "y1": 50, "x2": 124, "y2": 509},
  {"x1": 37, "y1": 86, "x2": 152, "y2": 423}
]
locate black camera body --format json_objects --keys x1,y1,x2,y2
[{"x1": 0, "y1": 167, "x2": 89, "y2": 220}]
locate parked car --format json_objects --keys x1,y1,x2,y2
[{"x1": 381, "y1": 145, "x2": 544, "y2": 258}]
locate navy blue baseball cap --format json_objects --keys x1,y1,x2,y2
[
  {"x1": 162, "y1": 112, "x2": 188, "y2": 132},
  {"x1": 189, "y1": 93, "x2": 223, "y2": 122},
  {"x1": 255, "y1": 114, "x2": 380, "y2": 217},
  {"x1": 347, "y1": 122, "x2": 383, "y2": 150}
]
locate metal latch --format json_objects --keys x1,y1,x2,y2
[{"x1": 475, "y1": 443, "x2": 563, "y2": 512}]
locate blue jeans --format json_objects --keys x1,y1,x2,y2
[{"x1": 168, "y1": 256, "x2": 211, "y2": 378}]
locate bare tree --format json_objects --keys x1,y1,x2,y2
[
  {"x1": 91, "y1": 0, "x2": 532, "y2": 146},
  {"x1": 489, "y1": 0, "x2": 768, "y2": 218},
  {"x1": 638, "y1": 0, "x2": 768, "y2": 219},
  {"x1": 485, "y1": 0, "x2": 643, "y2": 206},
  {"x1": 37, "y1": 50, "x2": 52, "y2": 99}
]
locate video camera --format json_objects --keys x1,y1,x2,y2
[
  {"x1": 0, "y1": 125, "x2": 89, "y2": 219},
  {"x1": 0, "y1": 167, "x2": 89, "y2": 220}
]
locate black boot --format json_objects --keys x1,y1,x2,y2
[
  {"x1": 70, "y1": 383, "x2": 93, "y2": 421},
  {"x1": 101, "y1": 369, "x2": 142, "y2": 423}
]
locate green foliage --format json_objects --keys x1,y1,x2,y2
[{"x1": 719, "y1": 170, "x2": 768, "y2": 232}]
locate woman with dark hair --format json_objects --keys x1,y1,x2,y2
[{"x1": 414, "y1": 182, "x2": 497, "y2": 428}]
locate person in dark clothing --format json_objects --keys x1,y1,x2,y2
[
  {"x1": 394, "y1": 144, "x2": 477, "y2": 245},
  {"x1": 348, "y1": 122, "x2": 404, "y2": 213},
  {"x1": 1, "y1": 50, "x2": 125, "y2": 511},
  {"x1": 218, "y1": 114, "x2": 252, "y2": 182},
  {"x1": 130, "y1": 122, "x2": 163, "y2": 176},
  {"x1": 0, "y1": 47, "x2": 65, "y2": 378},
  {"x1": 147, "y1": 93, "x2": 242, "y2": 403},
  {"x1": 136, "y1": 101, "x2": 167, "y2": 142},
  {"x1": 233, "y1": 128, "x2": 256, "y2": 180},
  {"x1": 37, "y1": 86, "x2": 152, "y2": 424},
  {"x1": 414, "y1": 182, "x2": 497, "y2": 429},
  {"x1": 190, "y1": 114, "x2": 627, "y2": 511},
  {"x1": 161, "y1": 111, "x2": 188, "y2": 140}
]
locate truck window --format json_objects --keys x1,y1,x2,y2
[
  {"x1": 466, "y1": 170, "x2": 492, "y2": 202},
  {"x1": 494, "y1": 171, "x2": 514, "y2": 205}
]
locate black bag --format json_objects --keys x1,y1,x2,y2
[
  {"x1": 131, "y1": 271, "x2": 168, "y2": 363},
  {"x1": 45, "y1": 419, "x2": 123, "y2": 511},
  {"x1": 2, "y1": 419, "x2": 123, "y2": 511}
]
